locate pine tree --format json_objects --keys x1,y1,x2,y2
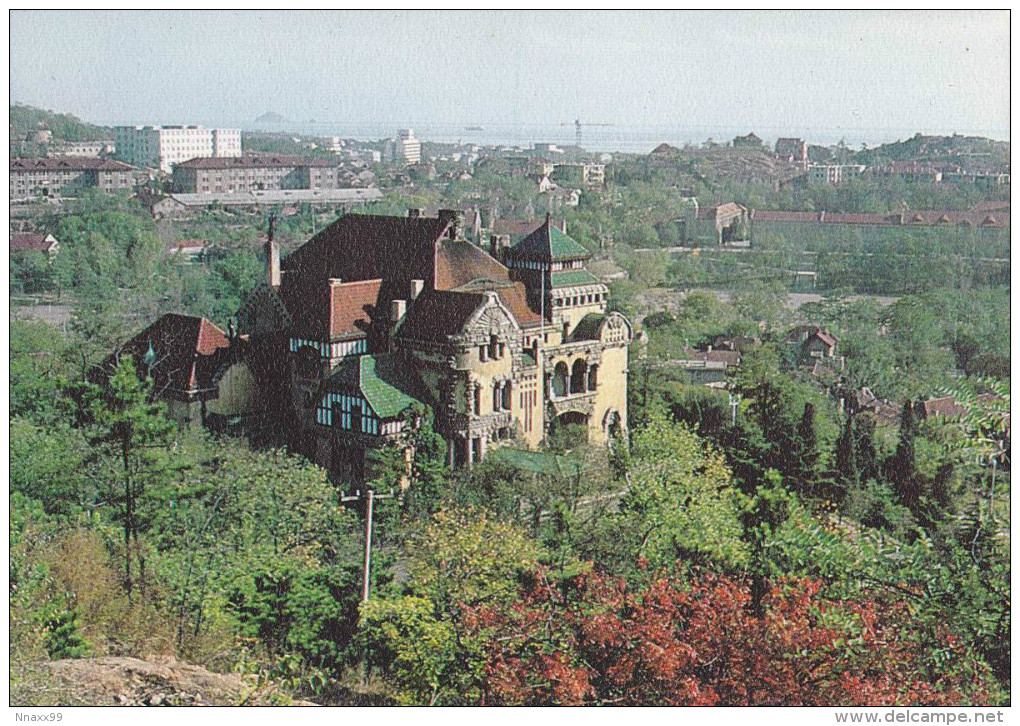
[
  {"x1": 890, "y1": 400, "x2": 920, "y2": 509},
  {"x1": 834, "y1": 415, "x2": 858, "y2": 497},
  {"x1": 85, "y1": 356, "x2": 174, "y2": 600}
]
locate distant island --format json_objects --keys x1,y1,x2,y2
[{"x1": 253, "y1": 111, "x2": 290, "y2": 126}]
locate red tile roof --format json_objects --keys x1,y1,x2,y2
[
  {"x1": 10, "y1": 233, "x2": 56, "y2": 252},
  {"x1": 281, "y1": 277, "x2": 384, "y2": 342},
  {"x1": 495, "y1": 282, "x2": 543, "y2": 328},
  {"x1": 696, "y1": 202, "x2": 746, "y2": 221},
  {"x1": 10, "y1": 156, "x2": 134, "y2": 172},
  {"x1": 919, "y1": 396, "x2": 968, "y2": 420},
  {"x1": 435, "y1": 238, "x2": 511, "y2": 290},
  {"x1": 970, "y1": 200, "x2": 1010, "y2": 214},
  {"x1": 174, "y1": 154, "x2": 339, "y2": 169},
  {"x1": 750, "y1": 209, "x2": 1009, "y2": 228},
  {"x1": 110, "y1": 313, "x2": 231, "y2": 396}
]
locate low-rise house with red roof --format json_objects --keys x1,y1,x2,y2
[
  {"x1": 673, "y1": 346, "x2": 742, "y2": 384},
  {"x1": 10, "y1": 233, "x2": 60, "y2": 258},
  {"x1": 97, "y1": 313, "x2": 256, "y2": 430},
  {"x1": 784, "y1": 325, "x2": 839, "y2": 364}
]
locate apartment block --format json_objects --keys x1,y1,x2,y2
[
  {"x1": 113, "y1": 125, "x2": 242, "y2": 172},
  {"x1": 172, "y1": 155, "x2": 344, "y2": 194}
]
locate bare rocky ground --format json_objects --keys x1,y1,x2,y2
[{"x1": 14, "y1": 656, "x2": 317, "y2": 707}]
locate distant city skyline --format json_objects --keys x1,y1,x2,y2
[{"x1": 10, "y1": 10, "x2": 1010, "y2": 142}]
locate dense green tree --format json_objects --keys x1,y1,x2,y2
[{"x1": 82, "y1": 356, "x2": 175, "y2": 600}]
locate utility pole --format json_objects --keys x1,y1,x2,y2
[
  {"x1": 729, "y1": 393, "x2": 741, "y2": 427},
  {"x1": 341, "y1": 487, "x2": 396, "y2": 686},
  {"x1": 340, "y1": 488, "x2": 397, "y2": 602}
]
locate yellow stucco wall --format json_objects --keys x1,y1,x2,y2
[
  {"x1": 206, "y1": 361, "x2": 259, "y2": 417},
  {"x1": 590, "y1": 344, "x2": 629, "y2": 444}
]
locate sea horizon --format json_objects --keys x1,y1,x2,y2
[{"x1": 242, "y1": 120, "x2": 1011, "y2": 155}]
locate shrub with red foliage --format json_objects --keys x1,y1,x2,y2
[{"x1": 463, "y1": 571, "x2": 993, "y2": 707}]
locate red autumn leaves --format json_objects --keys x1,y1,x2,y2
[{"x1": 463, "y1": 571, "x2": 992, "y2": 707}]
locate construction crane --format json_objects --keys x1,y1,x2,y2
[{"x1": 561, "y1": 118, "x2": 614, "y2": 145}]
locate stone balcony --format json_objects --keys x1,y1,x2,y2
[
  {"x1": 548, "y1": 391, "x2": 597, "y2": 416},
  {"x1": 443, "y1": 409, "x2": 514, "y2": 439}
]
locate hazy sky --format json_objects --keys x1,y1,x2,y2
[{"x1": 9, "y1": 10, "x2": 1011, "y2": 137}]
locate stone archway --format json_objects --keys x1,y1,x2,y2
[
  {"x1": 570, "y1": 359, "x2": 588, "y2": 394},
  {"x1": 552, "y1": 361, "x2": 569, "y2": 398},
  {"x1": 603, "y1": 409, "x2": 623, "y2": 438}
]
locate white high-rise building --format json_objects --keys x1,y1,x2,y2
[
  {"x1": 113, "y1": 125, "x2": 242, "y2": 173},
  {"x1": 398, "y1": 129, "x2": 421, "y2": 165}
]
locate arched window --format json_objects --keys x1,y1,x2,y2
[
  {"x1": 501, "y1": 382, "x2": 512, "y2": 411},
  {"x1": 570, "y1": 359, "x2": 588, "y2": 394},
  {"x1": 587, "y1": 364, "x2": 599, "y2": 392},
  {"x1": 492, "y1": 381, "x2": 501, "y2": 411},
  {"x1": 553, "y1": 362, "x2": 569, "y2": 398},
  {"x1": 489, "y1": 334, "x2": 499, "y2": 360}
]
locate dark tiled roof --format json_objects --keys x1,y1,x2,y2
[
  {"x1": 396, "y1": 289, "x2": 486, "y2": 342},
  {"x1": 490, "y1": 218, "x2": 544, "y2": 237},
  {"x1": 284, "y1": 214, "x2": 450, "y2": 299},
  {"x1": 569, "y1": 313, "x2": 607, "y2": 341},
  {"x1": 110, "y1": 313, "x2": 231, "y2": 395},
  {"x1": 677, "y1": 347, "x2": 741, "y2": 366},
  {"x1": 10, "y1": 156, "x2": 134, "y2": 172},
  {"x1": 784, "y1": 326, "x2": 838, "y2": 347},
  {"x1": 649, "y1": 143, "x2": 680, "y2": 156},
  {"x1": 10, "y1": 234, "x2": 56, "y2": 252},
  {"x1": 174, "y1": 154, "x2": 339, "y2": 170}
]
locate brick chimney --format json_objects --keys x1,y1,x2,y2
[
  {"x1": 438, "y1": 209, "x2": 463, "y2": 238},
  {"x1": 265, "y1": 240, "x2": 281, "y2": 289},
  {"x1": 490, "y1": 234, "x2": 510, "y2": 260},
  {"x1": 390, "y1": 299, "x2": 407, "y2": 324},
  {"x1": 265, "y1": 213, "x2": 280, "y2": 288}
]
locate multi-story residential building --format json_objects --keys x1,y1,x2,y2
[
  {"x1": 10, "y1": 157, "x2": 138, "y2": 199},
  {"x1": 113, "y1": 125, "x2": 241, "y2": 172},
  {"x1": 551, "y1": 162, "x2": 606, "y2": 189},
  {"x1": 112, "y1": 210, "x2": 631, "y2": 481},
  {"x1": 775, "y1": 138, "x2": 808, "y2": 169},
  {"x1": 808, "y1": 164, "x2": 866, "y2": 185},
  {"x1": 868, "y1": 162, "x2": 943, "y2": 183},
  {"x1": 397, "y1": 129, "x2": 422, "y2": 165},
  {"x1": 172, "y1": 155, "x2": 344, "y2": 194}
]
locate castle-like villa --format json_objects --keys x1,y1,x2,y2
[{"x1": 114, "y1": 210, "x2": 632, "y2": 480}]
